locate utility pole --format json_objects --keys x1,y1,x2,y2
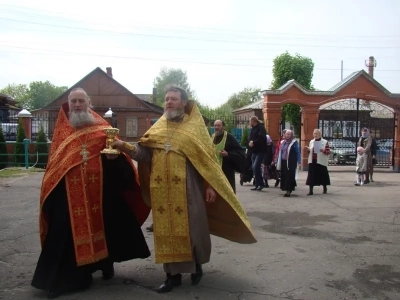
[{"x1": 341, "y1": 60, "x2": 343, "y2": 81}]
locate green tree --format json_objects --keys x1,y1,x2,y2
[
  {"x1": 15, "y1": 119, "x2": 27, "y2": 165},
  {"x1": 0, "y1": 83, "x2": 31, "y2": 109},
  {"x1": 0, "y1": 81, "x2": 68, "y2": 109},
  {"x1": 270, "y1": 52, "x2": 315, "y2": 135},
  {"x1": 29, "y1": 81, "x2": 68, "y2": 109},
  {"x1": 0, "y1": 127, "x2": 8, "y2": 169},
  {"x1": 241, "y1": 124, "x2": 249, "y2": 147},
  {"x1": 34, "y1": 125, "x2": 48, "y2": 168},
  {"x1": 153, "y1": 68, "x2": 195, "y2": 106},
  {"x1": 225, "y1": 87, "x2": 261, "y2": 111}
]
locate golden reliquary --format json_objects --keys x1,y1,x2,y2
[{"x1": 100, "y1": 127, "x2": 120, "y2": 155}]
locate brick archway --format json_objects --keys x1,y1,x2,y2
[{"x1": 262, "y1": 70, "x2": 400, "y2": 172}]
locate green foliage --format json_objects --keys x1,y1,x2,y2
[
  {"x1": 282, "y1": 103, "x2": 301, "y2": 137},
  {"x1": 34, "y1": 125, "x2": 49, "y2": 169},
  {"x1": 241, "y1": 124, "x2": 249, "y2": 147},
  {"x1": 15, "y1": 119, "x2": 26, "y2": 165},
  {"x1": 270, "y1": 52, "x2": 315, "y2": 136},
  {"x1": 0, "y1": 127, "x2": 8, "y2": 169},
  {"x1": 29, "y1": 81, "x2": 68, "y2": 109},
  {"x1": 270, "y1": 52, "x2": 314, "y2": 90},
  {"x1": 0, "y1": 83, "x2": 30, "y2": 109},
  {"x1": 225, "y1": 87, "x2": 261, "y2": 110},
  {"x1": 153, "y1": 68, "x2": 195, "y2": 106},
  {"x1": 0, "y1": 81, "x2": 67, "y2": 110}
]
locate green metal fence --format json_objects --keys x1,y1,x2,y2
[{"x1": 0, "y1": 139, "x2": 49, "y2": 169}]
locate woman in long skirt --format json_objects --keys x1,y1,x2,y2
[
  {"x1": 275, "y1": 130, "x2": 301, "y2": 197},
  {"x1": 305, "y1": 129, "x2": 331, "y2": 195}
]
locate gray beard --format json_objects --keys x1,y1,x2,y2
[
  {"x1": 214, "y1": 130, "x2": 224, "y2": 136},
  {"x1": 69, "y1": 111, "x2": 97, "y2": 128},
  {"x1": 163, "y1": 109, "x2": 184, "y2": 121}
]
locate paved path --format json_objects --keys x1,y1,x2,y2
[{"x1": 0, "y1": 169, "x2": 399, "y2": 300}]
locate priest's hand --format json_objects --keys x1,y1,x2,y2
[
  {"x1": 219, "y1": 150, "x2": 228, "y2": 157},
  {"x1": 205, "y1": 186, "x2": 216, "y2": 203},
  {"x1": 112, "y1": 139, "x2": 124, "y2": 150}
]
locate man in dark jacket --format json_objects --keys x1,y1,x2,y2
[{"x1": 248, "y1": 116, "x2": 267, "y2": 190}]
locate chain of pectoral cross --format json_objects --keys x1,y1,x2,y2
[
  {"x1": 165, "y1": 117, "x2": 183, "y2": 154},
  {"x1": 77, "y1": 133, "x2": 90, "y2": 167}
]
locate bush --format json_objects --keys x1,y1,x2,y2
[
  {"x1": 15, "y1": 119, "x2": 26, "y2": 165},
  {"x1": 34, "y1": 126, "x2": 49, "y2": 168},
  {"x1": 241, "y1": 124, "x2": 249, "y2": 147},
  {"x1": 0, "y1": 127, "x2": 8, "y2": 169}
]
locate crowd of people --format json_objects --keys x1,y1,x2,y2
[
  {"x1": 30, "y1": 84, "x2": 377, "y2": 299},
  {"x1": 242, "y1": 119, "x2": 377, "y2": 196}
]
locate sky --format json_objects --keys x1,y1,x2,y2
[{"x1": 0, "y1": 0, "x2": 399, "y2": 108}]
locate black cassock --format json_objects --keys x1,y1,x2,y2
[
  {"x1": 31, "y1": 155, "x2": 150, "y2": 294},
  {"x1": 213, "y1": 132, "x2": 246, "y2": 193}
]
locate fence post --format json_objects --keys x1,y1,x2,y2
[
  {"x1": 23, "y1": 138, "x2": 31, "y2": 169},
  {"x1": 18, "y1": 109, "x2": 32, "y2": 140},
  {"x1": 103, "y1": 108, "x2": 113, "y2": 126}
]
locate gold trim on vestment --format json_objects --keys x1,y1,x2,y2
[{"x1": 150, "y1": 149, "x2": 192, "y2": 263}]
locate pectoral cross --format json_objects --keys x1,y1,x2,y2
[
  {"x1": 164, "y1": 142, "x2": 171, "y2": 153},
  {"x1": 80, "y1": 145, "x2": 90, "y2": 165}
]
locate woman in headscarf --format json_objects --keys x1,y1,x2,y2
[
  {"x1": 275, "y1": 130, "x2": 301, "y2": 197},
  {"x1": 305, "y1": 129, "x2": 331, "y2": 195},
  {"x1": 358, "y1": 127, "x2": 373, "y2": 184},
  {"x1": 261, "y1": 135, "x2": 276, "y2": 187}
]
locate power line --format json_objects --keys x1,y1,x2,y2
[
  {"x1": 0, "y1": 39, "x2": 396, "y2": 60},
  {"x1": 2, "y1": 18, "x2": 399, "y2": 49},
  {"x1": 1, "y1": 3, "x2": 400, "y2": 39},
  {"x1": 1, "y1": 45, "x2": 399, "y2": 72},
  {"x1": 2, "y1": 8, "x2": 400, "y2": 44}
]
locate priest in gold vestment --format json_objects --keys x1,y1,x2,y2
[{"x1": 113, "y1": 84, "x2": 257, "y2": 293}]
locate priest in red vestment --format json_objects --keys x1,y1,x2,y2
[{"x1": 31, "y1": 88, "x2": 150, "y2": 299}]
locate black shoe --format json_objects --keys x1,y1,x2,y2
[
  {"x1": 146, "y1": 224, "x2": 153, "y2": 232},
  {"x1": 102, "y1": 264, "x2": 114, "y2": 280},
  {"x1": 47, "y1": 290, "x2": 61, "y2": 299},
  {"x1": 307, "y1": 192, "x2": 313, "y2": 196},
  {"x1": 323, "y1": 186, "x2": 327, "y2": 194},
  {"x1": 364, "y1": 180, "x2": 370, "y2": 184},
  {"x1": 250, "y1": 186, "x2": 259, "y2": 190},
  {"x1": 274, "y1": 180, "x2": 280, "y2": 187},
  {"x1": 284, "y1": 192, "x2": 291, "y2": 197},
  {"x1": 191, "y1": 264, "x2": 203, "y2": 285},
  {"x1": 157, "y1": 274, "x2": 182, "y2": 293},
  {"x1": 256, "y1": 186, "x2": 264, "y2": 191}
]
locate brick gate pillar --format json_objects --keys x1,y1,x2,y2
[
  {"x1": 17, "y1": 109, "x2": 32, "y2": 140},
  {"x1": 300, "y1": 106, "x2": 320, "y2": 171},
  {"x1": 103, "y1": 108, "x2": 113, "y2": 126},
  {"x1": 263, "y1": 101, "x2": 282, "y2": 144},
  {"x1": 393, "y1": 109, "x2": 400, "y2": 172}
]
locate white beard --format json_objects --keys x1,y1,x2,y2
[
  {"x1": 163, "y1": 109, "x2": 184, "y2": 120},
  {"x1": 69, "y1": 111, "x2": 97, "y2": 128}
]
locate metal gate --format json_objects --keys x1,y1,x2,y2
[{"x1": 318, "y1": 99, "x2": 394, "y2": 167}]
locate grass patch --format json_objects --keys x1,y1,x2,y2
[{"x1": 0, "y1": 167, "x2": 45, "y2": 178}]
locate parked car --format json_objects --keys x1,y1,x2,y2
[
  {"x1": 375, "y1": 139, "x2": 393, "y2": 166},
  {"x1": 328, "y1": 139, "x2": 356, "y2": 164},
  {"x1": 0, "y1": 123, "x2": 18, "y2": 141}
]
